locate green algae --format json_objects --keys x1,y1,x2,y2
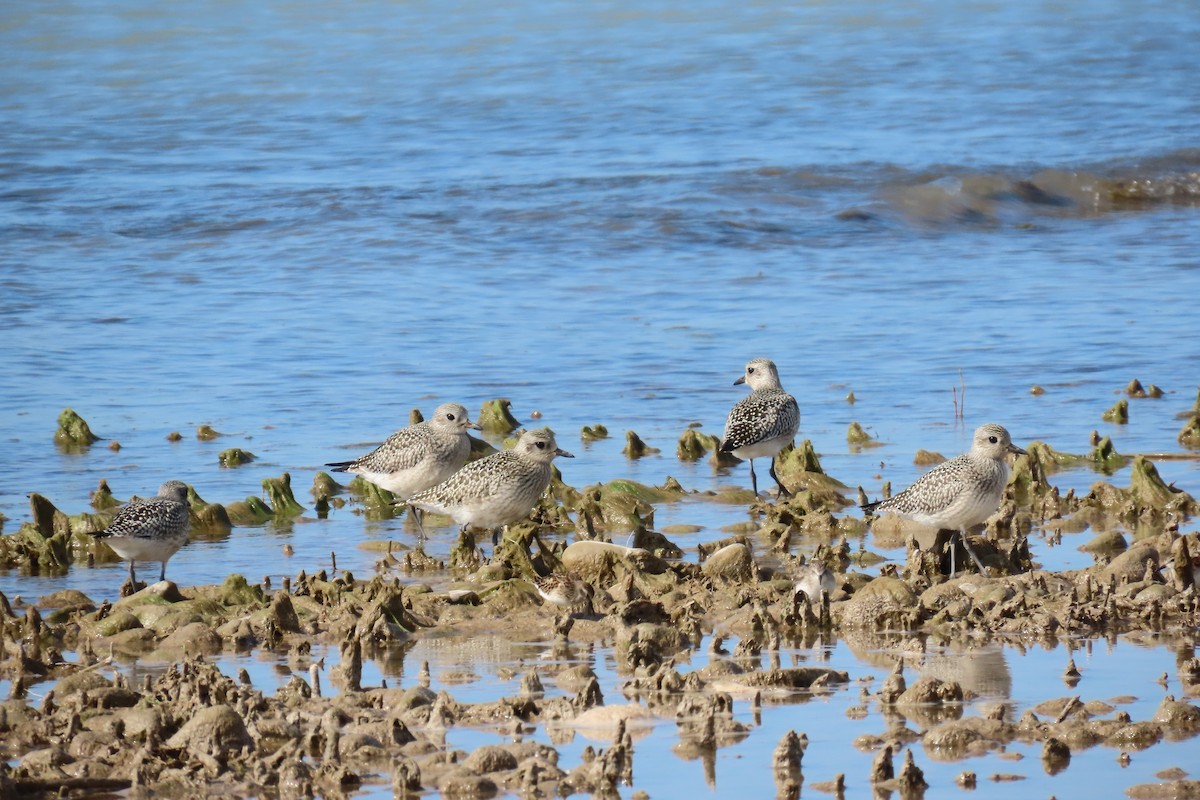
[
  {"x1": 450, "y1": 528, "x2": 482, "y2": 572},
  {"x1": 1102, "y1": 399, "x2": 1129, "y2": 424},
  {"x1": 54, "y1": 408, "x2": 98, "y2": 448},
  {"x1": 1129, "y1": 455, "x2": 1195, "y2": 511},
  {"x1": 30, "y1": 493, "x2": 71, "y2": 539},
  {"x1": 575, "y1": 479, "x2": 684, "y2": 532},
  {"x1": 626, "y1": 526, "x2": 684, "y2": 559},
  {"x1": 774, "y1": 440, "x2": 849, "y2": 493},
  {"x1": 478, "y1": 398, "x2": 520, "y2": 435},
  {"x1": 1, "y1": 519, "x2": 73, "y2": 574},
  {"x1": 95, "y1": 609, "x2": 142, "y2": 637},
  {"x1": 677, "y1": 429, "x2": 720, "y2": 461},
  {"x1": 347, "y1": 475, "x2": 398, "y2": 506},
  {"x1": 913, "y1": 449, "x2": 945, "y2": 466},
  {"x1": 490, "y1": 525, "x2": 546, "y2": 581},
  {"x1": 218, "y1": 448, "x2": 256, "y2": 467},
  {"x1": 847, "y1": 422, "x2": 871, "y2": 445},
  {"x1": 1178, "y1": 416, "x2": 1200, "y2": 449},
  {"x1": 1124, "y1": 379, "x2": 1163, "y2": 399},
  {"x1": 312, "y1": 471, "x2": 349, "y2": 507},
  {"x1": 1089, "y1": 435, "x2": 1127, "y2": 472},
  {"x1": 581, "y1": 424, "x2": 610, "y2": 442},
  {"x1": 263, "y1": 472, "x2": 305, "y2": 517},
  {"x1": 89, "y1": 480, "x2": 120, "y2": 511},
  {"x1": 622, "y1": 430, "x2": 659, "y2": 459},
  {"x1": 193, "y1": 502, "x2": 233, "y2": 535},
  {"x1": 225, "y1": 496, "x2": 275, "y2": 526},
  {"x1": 1006, "y1": 443, "x2": 1072, "y2": 505},
  {"x1": 215, "y1": 574, "x2": 266, "y2": 606},
  {"x1": 196, "y1": 424, "x2": 225, "y2": 440}
]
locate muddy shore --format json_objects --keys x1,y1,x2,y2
[{"x1": 2, "y1": 407, "x2": 1200, "y2": 799}]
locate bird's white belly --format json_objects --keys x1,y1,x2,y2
[
  {"x1": 912, "y1": 490, "x2": 1001, "y2": 530},
  {"x1": 104, "y1": 534, "x2": 187, "y2": 563},
  {"x1": 361, "y1": 461, "x2": 457, "y2": 500},
  {"x1": 730, "y1": 433, "x2": 793, "y2": 461}
]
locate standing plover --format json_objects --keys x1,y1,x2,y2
[
  {"x1": 408, "y1": 428, "x2": 573, "y2": 544},
  {"x1": 91, "y1": 480, "x2": 190, "y2": 584},
  {"x1": 862, "y1": 423, "x2": 1025, "y2": 573},
  {"x1": 794, "y1": 561, "x2": 836, "y2": 601},
  {"x1": 720, "y1": 358, "x2": 800, "y2": 497},
  {"x1": 326, "y1": 402, "x2": 478, "y2": 500}
]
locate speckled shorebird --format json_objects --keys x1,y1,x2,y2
[
  {"x1": 720, "y1": 358, "x2": 800, "y2": 497},
  {"x1": 794, "y1": 560, "x2": 836, "y2": 602},
  {"x1": 90, "y1": 481, "x2": 190, "y2": 584},
  {"x1": 862, "y1": 423, "x2": 1026, "y2": 574},
  {"x1": 533, "y1": 573, "x2": 593, "y2": 612},
  {"x1": 325, "y1": 402, "x2": 479, "y2": 500},
  {"x1": 408, "y1": 428, "x2": 573, "y2": 544}
]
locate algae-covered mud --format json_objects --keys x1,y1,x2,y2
[{"x1": 3, "y1": 401, "x2": 1200, "y2": 799}]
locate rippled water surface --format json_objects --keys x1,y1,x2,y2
[{"x1": 2, "y1": 0, "x2": 1200, "y2": 797}]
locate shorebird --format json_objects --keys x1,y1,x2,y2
[
  {"x1": 91, "y1": 481, "x2": 190, "y2": 584},
  {"x1": 862, "y1": 423, "x2": 1026, "y2": 574},
  {"x1": 407, "y1": 428, "x2": 573, "y2": 544},
  {"x1": 533, "y1": 573, "x2": 594, "y2": 613},
  {"x1": 720, "y1": 358, "x2": 800, "y2": 497},
  {"x1": 326, "y1": 402, "x2": 478, "y2": 499},
  {"x1": 794, "y1": 560, "x2": 836, "y2": 601}
]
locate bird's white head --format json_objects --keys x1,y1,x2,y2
[
  {"x1": 735, "y1": 358, "x2": 783, "y2": 391},
  {"x1": 516, "y1": 428, "x2": 574, "y2": 463},
  {"x1": 971, "y1": 423, "x2": 1026, "y2": 459},
  {"x1": 431, "y1": 402, "x2": 480, "y2": 433}
]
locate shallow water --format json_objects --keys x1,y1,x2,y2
[{"x1": 2, "y1": 0, "x2": 1200, "y2": 796}]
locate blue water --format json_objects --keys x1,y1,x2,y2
[{"x1": 2, "y1": 0, "x2": 1200, "y2": 796}]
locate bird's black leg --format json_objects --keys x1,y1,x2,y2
[
  {"x1": 769, "y1": 458, "x2": 790, "y2": 498},
  {"x1": 159, "y1": 562, "x2": 166, "y2": 582},
  {"x1": 959, "y1": 528, "x2": 988, "y2": 574},
  {"x1": 748, "y1": 460, "x2": 759, "y2": 495},
  {"x1": 409, "y1": 504, "x2": 427, "y2": 541},
  {"x1": 129, "y1": 561, "x2": 137, "y2": 584}
]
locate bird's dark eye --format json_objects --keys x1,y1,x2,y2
[
  {"x1": 447, "y1": 413, "x2": 456, "y2": 421},
  {"x1": 748, "y1": 367, "x2": 755, "y2": 374},
  {"x1": 536, "y1": 441, "x2": 546, "y2": 449},
  {"x1": 988, "y1": 436, "x2": 998, "y2": 444}
]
